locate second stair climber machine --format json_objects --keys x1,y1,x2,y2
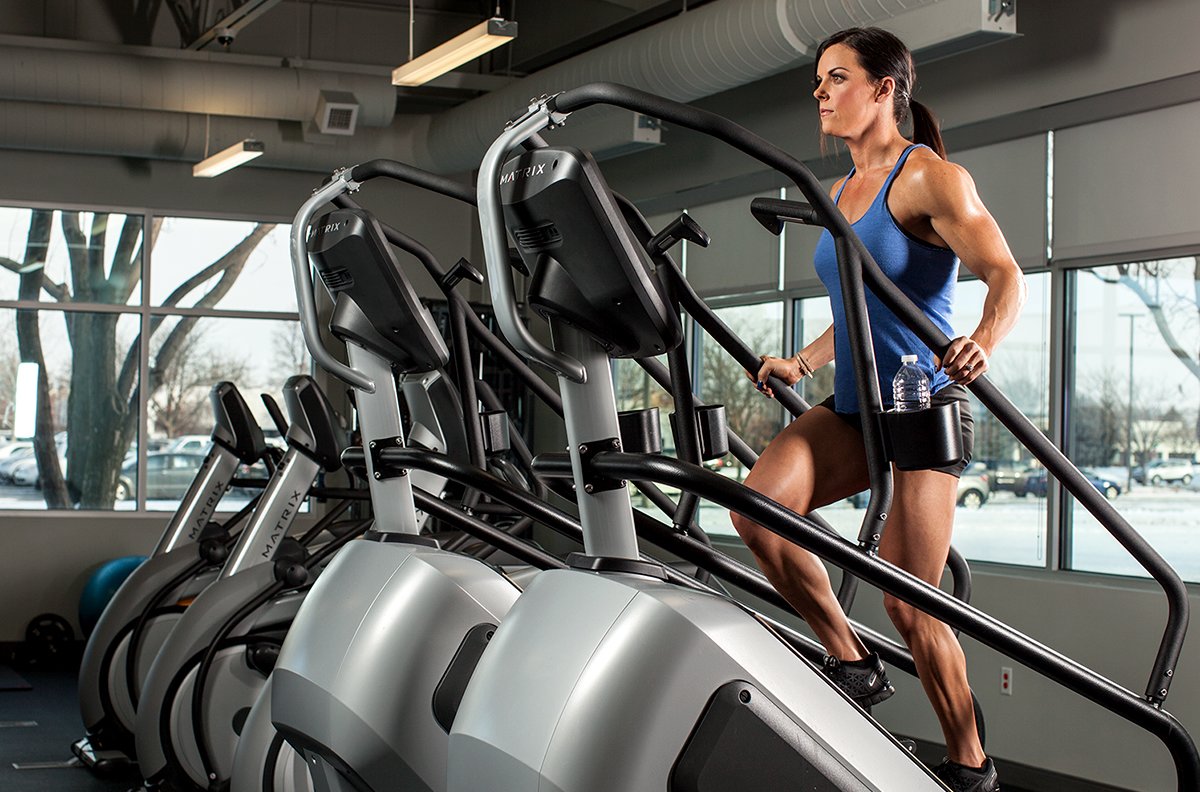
[
  {"x1": 263, "y1": 174, "x2": 564, "y2": 792},
  {"x1": 133, "y1": 374, "x2": 360, "y2": 792},
  {"x1": 73, "y1": 381, "x2": 271, "y2": 773},
  {"x1": 450, "y1": 83, "x2": 1199, "y2": 791}
]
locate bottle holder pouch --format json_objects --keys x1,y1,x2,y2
[
  {"x1": 880, "y1": 401, "x2": 963, "y2": 471},
  {"x1": 618, "y1": 407, "x2": 662, "y2": 454}
]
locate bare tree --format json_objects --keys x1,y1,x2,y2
[
  {"x1": 2, "y1": 210, "x2": 274, "y2": 508},
  {"x1": 1092, "y1": 259, "x2": 1200, "y2": 442},
  {"x1": 271, "y1": 321, "x2": 310, "y2": 378},
  {"x1": 699, "y1": 322, "x2": 783, "y2": 456},
  {"x1": 149, "y1": 325, "x2": 251, "y2": 437}
]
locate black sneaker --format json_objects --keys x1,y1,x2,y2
[
  {"x1": 821, "y1": 652, "x2": 895, "y2": 709},
  {"x1": 932, "y1": 757, "x2": 1000, "y2": 792}
]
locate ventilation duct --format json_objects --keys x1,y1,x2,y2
[
  {"x1": 0, "y1": 0, "x2": 1015, "y2": 174},
  {"x1": 0, "y1": 35, "x2": 395, "y2": 129},
  {"x1": 421, "y1": 0, "x2": 1016, "y2": 173}
]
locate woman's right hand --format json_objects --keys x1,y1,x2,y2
[{"x1": 746, "y1": 354, "x2": 801, "y2": 398}]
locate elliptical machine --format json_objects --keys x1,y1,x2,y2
[{"x1": 73, "y1": 382, "x2": 269, "y2": 772}]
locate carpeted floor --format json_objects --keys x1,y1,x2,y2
[{"x1": 0, "y1": 667, "x2": 140, "y2": 792}]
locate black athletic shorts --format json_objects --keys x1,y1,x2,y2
[{"x1": 816, "y1": 383, "x2": 975, "y2": 477}]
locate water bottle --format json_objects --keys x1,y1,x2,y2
[{"x1": 892, "y1": 354, "x2": 930, "y2": 412}]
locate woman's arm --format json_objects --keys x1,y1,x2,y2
[
  {"x1": 751, "y1": 323, "x2": 834, "y2": 397},
  {"x1": 920, "y1": 160, "x2": 1027, "y2": 384}
]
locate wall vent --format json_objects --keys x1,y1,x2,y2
[{"x1": 314, "y1": 90, "x2": 360, "y2": 136}]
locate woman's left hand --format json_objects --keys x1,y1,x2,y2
[{"x1": 941, "y1": 336, "x2": 988, "y2": 385}]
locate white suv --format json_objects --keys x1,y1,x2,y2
[{"x1": 1136, "y1": 459, "x2": 1194, "y2": 486}]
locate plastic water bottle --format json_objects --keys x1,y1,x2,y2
[{"x1": 892, "y1": 354, "x2": 930, "y2": 412}]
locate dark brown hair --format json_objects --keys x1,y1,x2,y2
[{"x1": 814, "y1": 27, "x2": 946, "y2": 159}]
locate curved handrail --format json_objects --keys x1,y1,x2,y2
[
  {"x1": 584, "y1": 450, "x2": 1199, "y2": 792},
  {"x1": 541, "y1": 81, "x2": 1187, "y2": 710}
]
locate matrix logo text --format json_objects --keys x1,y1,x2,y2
[{"x1": 499, "y1": 163, "x2": 547, "y2": 184}]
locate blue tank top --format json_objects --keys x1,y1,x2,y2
[{"x1": 813, "y1": 144, "x2": 959, "y2": 414}]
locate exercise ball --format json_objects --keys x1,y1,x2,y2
[{"x1": 79, "y1": 556, "x2": 146, "y2": 636}]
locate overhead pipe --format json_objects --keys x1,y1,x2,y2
[
  {"x1": 0, "y1": 1, "x2": 1012, "y2": 173},
  {"x1": 0, "y1": 36, "x2": 395, "y2": 128}
]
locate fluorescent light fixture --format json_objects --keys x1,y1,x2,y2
[
  {"x1": 14, "y1": 362, "x2": 39, "y2": 440},
  {"x1": 392, "y1": 17, "x2": 517, "y2": 87},
  {"x1": 193, "y1": 139, "x2": 265, "y2": 178}
]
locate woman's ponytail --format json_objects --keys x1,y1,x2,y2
[{"x1": 909, "y1": 98, "x2": 946, "y2": 160}]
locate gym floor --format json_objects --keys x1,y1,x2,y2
[
  {"x1": 1, "y1": 666, "x2": 136, "y2": 792},
  {"x1": 0, "y1": 663, "x2": 1119, "y2": 792}
]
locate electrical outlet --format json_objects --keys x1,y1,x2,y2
[{"x1": 1000, "y1": 666, "x2": 1013, "y2": 696}]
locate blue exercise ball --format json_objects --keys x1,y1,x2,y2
[{"x1": 79, "y1": 556, "x2": 146, "y2": 637}]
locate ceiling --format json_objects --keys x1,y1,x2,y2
[{"x1": 3, "y1": 0, "x2": 716, "y2": 112}]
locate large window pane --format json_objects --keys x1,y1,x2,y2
[
  {"x1": 696, "y1": 302, "x2": 784, "y2": 535},
  {"x1": 0, "y1": 308, "x2": 140, "y2": 510},
  {"x1": 793, "y1": 295, "x2": 835, "y2": 407},
  {"x1": 950, "y1": 274, "x2": 1052, "y2": 567},
  {"x1": 0, "y1": 207, "x2": 143, "y2": 305},
  {"x1": 144, "y1": 316, "x2": 311, "y2": 512},
  {"x1": 150, "y1": 218, "x2": 295, "y2": 313},
  {"x1": 1069, "y1": 260, "x2": 1200, "y2": 581},
  {"x1": 787, "y1": 276, "x2": 1053, "y2": 557}
]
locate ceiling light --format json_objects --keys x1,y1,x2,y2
[
  {"x1": 193, "y1": 139, "x2": 265, "y2": 178},
  {"x1": 392, "y1": 17, "x2": 517, "y2": 87}
]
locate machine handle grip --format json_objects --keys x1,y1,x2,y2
[{"x1": 476, "y1": 107, "x2": 587, "y2": 383}]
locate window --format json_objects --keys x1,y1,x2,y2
[
  {"x1": 1067, "y1": 259, "x2": 1200, "y2": 582},
  {"x1": 0, "y1": 205, "x2": 307, "y2": 513},
  {"x1": 949, "y1": 273, "x2": 1053, "y2": 567},
  {"x1": 793, "y1": 295, "x2": 835, "y2": 407},
  {"x1": 695, "y1": 301, "x2": 785, "y2": 536}
]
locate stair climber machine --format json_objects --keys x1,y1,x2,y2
[
  {"x1": 132, "y1": 375, "x2": 369, "y2": 792},
  {"x1": 73, "y1": 382, "x2": 273, "y2": 774},
  {"x1": 430, "y1": 87, "x2": 949, "y2": 792},
  {"x1": 229, "y1": 173, "x2": 569, "y2": 792},
  {"x1": 227, "y1": 173, "x2": 555, "y2": 792},
  {"x1": 449, "y1": 83, "x2": 1200, "y2": 792}
]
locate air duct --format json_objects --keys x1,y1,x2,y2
[
  {"x1": 0, "y1": 35, "x2": 395, "y2": 129},
  {"x1": 0, "y1": 0, "x2": 1015, "y2": 174},
  {"x1": 421, "y1": 0, "x2": 1016, "y2": 173}
]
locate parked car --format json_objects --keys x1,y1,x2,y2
[
  {"x1": 1133, "y1": 459, "x2": 1194, "y2": 486},
  {"x1": 849, "y1": 461, "x2": 990, "y2": 509},
  {"x1": 0, "y1": 441, "x2": 33, "y2": 460},
  {"x1": 167, "y1": 435, "x2": 212, "y2": 455},
  {"x1": 116, "y1": 452, "x2": 207, "y2": 501},
  {"x1": 0, "y1": 445, "x2": 36, "y2": 483},
  {"x1": 10, "y1": 451, "x2": 67, "y2": 488},
  {"x1": 9, "y1": 456, "x2": 43, "y2": 486},
  {"x1": 1014, "y1": 468, "x2": 1121, "y2": 500},
  {"x1": 982, "y1": 459, "x2": 1029, "y2": 493}
]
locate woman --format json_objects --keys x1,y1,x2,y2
[{"x1": 733, "y1": 27, "x2": 1025, "y2": 792}]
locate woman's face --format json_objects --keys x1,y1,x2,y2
[{"x1": 813, "y1": 43, "x2": 887, "y2": 138}]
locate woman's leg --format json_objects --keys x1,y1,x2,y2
[
  {"x1": 731, "y1": 406, "x2": 871, "y2": 661},
  {"x1": 881, "y1": 468, "x2": 985, "y2": 767}
]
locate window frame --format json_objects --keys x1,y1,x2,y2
[{"x1": 0, "y1": 200, "x2": 302, "y2": 516}]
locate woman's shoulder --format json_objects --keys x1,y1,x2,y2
[{"x1": 895, "y1": 148, "x2": 981, "y2": 216}]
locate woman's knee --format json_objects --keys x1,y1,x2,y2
[
  {"x1": 731, "y1": 511, "x2": 777, "y2": 556},
  {"x1": 884, "y1": 593, "x2": 925, "y2": 639}
]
